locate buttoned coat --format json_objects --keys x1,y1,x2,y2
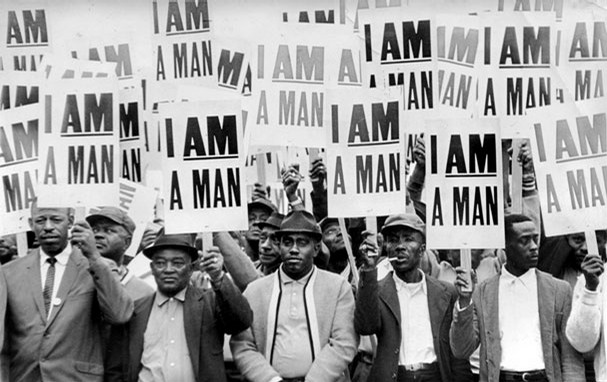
[
  {"x1": 1, "y1": 248, "x2": 133, "y2": 382},
  {"x1": 105, "y1": 276, "x2": 252, "y2": 382},
  {"x1": 355, "y1": 268, "x2": 472, "y2": 382},
  {"x1": 449, "y1": 269, "x2": 585, "y2": 382},
  {"x1": 230, "y1": 268, "x2": 358, "y2": 382}
]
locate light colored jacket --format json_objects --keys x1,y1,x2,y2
[
  {"x1": 230, "y1": 267, "x2": 358, "y2": 382},
  {"x1": 566, "y1": 273, "x2": 607, "y2": 381}
]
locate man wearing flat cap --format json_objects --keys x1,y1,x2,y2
[
  {"x1": 355, "y1": 213, "x2": 471, "y2": 382},
  {"x1": 86, "y1": 207, "x2": 153, "y2": 301},
  {"x1": 231, "y1": 209, "x2": 358, "y2": 382},
  {"x1": 105, "y1": 231, "x2": 253, "y2": 382}
]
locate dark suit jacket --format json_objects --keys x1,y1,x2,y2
[
  {"x1": 355, "y1": 268, "x2": 471, "y2": 382},
  {"x1": 105, "y1": 275, "x2": 252, "y2": 382},
  {"x1": 1, "y1": 248, "x2": 133, "y2": 382},
  {"x1": 450, "y1": 269, "x2": 585, "y2": 382}
]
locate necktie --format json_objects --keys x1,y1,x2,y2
[{"x1": 43, "y1": 257, "x2": 57, "y2": 316}]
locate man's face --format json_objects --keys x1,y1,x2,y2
[
  {"x1": 258, "y1": 226, "x2": 281, "y2": 267},
  {"x1": 29, "y1": 206, "x2": 73, "y2": 256},
  {"x1": 91, "y1": 218, "x2": 131, "y2": 264},
  {"x1": 322, "y1": 222, "x2": 346, "y2": 253},
  {"x1": 150, "y1": 248, "x2": 193, "y2": 296},
  {"x1": 384, "y1": 226, "x2": 425, "y2": 274},
  {"x1": 506, "y1": 221, "x2": 539, "y2": 273},
  {"x1": 280, "y1": 233, "x2": 319, "y2": 280},
  {"x1": 566, "y1": 233, "x2": 588, "y2": 269},
  {"x1": 246, "y1": 208, "x2": 270, "y2": 241},
  {"x1": 0, "y1": 235, "x2": 16, "y2": 258}
]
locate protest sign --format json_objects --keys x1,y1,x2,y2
[
  {"x1": 247, "y1": 23, "x2": 357, "y2": 149},
  {"x1": 0, "y1": 70, "x2": 42, "y2": 110},
  {"x1": 70, "y1": 42, "x2": 137, "y2": 81},
  {"x1": 38, "y1": 79, "x2": 120, "y2": 207},
  {"x1": 478, "y1": 12, "x2": 565, "y2": 137},
  {"x1": 0, "y1": 104, "x2": 41, "y2": 235},
  {"x1": 0, "y1": 3, "x2": 52, "y2": 71},
  {"x1": 159, "y1": 99, "x2": 247, "y2": 233},
  {"x1": 41, "y1": 55, "x2": 117, "y2": 80},
  {"x1": 151, "y1": 0, "x2": 215, "y2": 87},
  {"x1": 119, "y1": 87, "x2": 145, "y2": 183},
  {"x1": 357, "y1": 8, "x2": 437, "y2": 102},
  {"x1": 557, "y1": 12, "x2": 607, "y2": 104},
  {"x1": 87, "y1": 179, "x2": 157, "y2": 257},
  {"x1": 528, "y1": 99, "x2": 607, "y2": 236},
  {"x1": 435, "y1": 14, "x2": 481, "y2": 118},
  {"x1": 326, "y1": 87, "x2": 407, "y2": 217},
  {"x1": 425, "y1": 117, "x2": 505, "y2": 249},
  {"x1": 497, "y1": 0, "x2": 564, "y2": 19}
]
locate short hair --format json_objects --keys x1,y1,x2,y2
[{"x1": 504, "y1": 214, "x2": 533, "y2": 242}]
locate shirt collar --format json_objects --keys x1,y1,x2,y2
[
  {"x1": 40, "y1": 244, "x2": 72, "y2": 267},
  {"x1": 279, "y1": 265, "x2": 315, "y2": 286},
  {"x1": 393, "y1": 268, "x2": 427, "y2": 295},
  {"x1": 155, "y1": 286, "x2": 187, "y2": 306},
  {"x1": 500, "y1": 266, "x2": 536, "y2": 288}
]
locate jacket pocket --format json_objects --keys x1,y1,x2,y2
[{"x1": 74, "y1": 360, "x2": 104, "y2": 375}]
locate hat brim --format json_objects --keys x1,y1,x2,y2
[
  {"x1": 248, "y1": 200, "x2": 276, "y2": 214},
  {"x1": 274, "y1": 229, "x2": 322, "y2": 241},
  {"x1": 256, "y1": 221, "x2": 280, "y2": 230},
  {"x1": 143, "y1": 243, "x2": 199, "y2": 261},
  {"x1": 86, "y1": 214, "x2": 134, "y2": 235},
  {"x1": 381, "y1": 223, "x2": 425, "y2": 236}
]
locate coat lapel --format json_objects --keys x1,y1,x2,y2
[
  {"x1": 184, "y1": 286, "x2": 204, "y2": 378},
  {"x1": 483, "y1": 276, "x2": 501, "y2": 371},
  {"x1": 46, "y1": 249, "x2": 80, "y2": 328},
  {"x1": 537, "y1": 271, "x2": 555, "y2": 374},
  {"x1": 379, "y1": 272, "x2": 401, "y2": 326},
  {"x1": 132, "y1": 294, "x2": 155, "y2": 380},
  {"x1": 426, "y1": 277, "x2": 449, "y2": 343},
  {"x1": 26, "y1": 249, "x2": 46, "y2": 322}
]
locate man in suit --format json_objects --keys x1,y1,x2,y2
[
  {"x1": 106, "y1": 231, "x2": 253, "y2": 382},
  {"x1": 230, "y1": 209, "x2": 358, "y2": 382},
  {"x1": 1, "y1": 202, "x2": 134, "y2": 381},
  {"x1": 355, "y1": 213, "x2": 471, "y2": 382},
  {"x1": 450, "y1": 214, "x2": 585, "y2": 382}
]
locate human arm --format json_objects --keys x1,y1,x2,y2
[
  {"x1": 282, "y1": 164, "x2": 305, "y2": 212},
  {"x1": 566, "y1": 255, "x2": 604, "y2": 353},
  {"x1": 407, "y1": 135, "x2": 427, "y2": 221},
  {"x1": 306, "y1": 279, "x2": 358, "y2": 381},
  {"x1": 214, "y1": 232, "x2": 260, "y2": 291},
  {"x1": 354, "y1": 255, "x2": 382, "y2": 335},
  {"x1": 71, "y1": 221, "x2": 134, "y2": 324},
  {"x1": 559, "y1": 281, "x2": 586, "y2": 381},
  {"x1": 449, "y1": 267, "x2": 480, "y2": 359},
  {"x1": 309, "y1": 158, "x2": 328, "y2": 221}
]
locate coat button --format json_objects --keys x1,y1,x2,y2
[
  {"x1": 394, "y1": 348, "x2": 399, "y2": 354},
  {"x1": 392, "y1": 373, "x2": 397, "y2": 379}
]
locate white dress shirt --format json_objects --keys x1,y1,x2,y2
[
  {"x1": 498, "y1": 266, "x2": 545, "y2": 371},
  {"x1": 394, "y1": 270, "x2": 437, "y2": 366},
  {"x1": 40, "y1": 245, "x2": 72, "y2": 318}
]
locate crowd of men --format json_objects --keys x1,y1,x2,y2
[{"x1": 1, "y1": 138, "x2": 607, "y2": 382}]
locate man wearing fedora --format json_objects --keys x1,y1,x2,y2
[
  {"x1": 105, "y1": 232, "x2": 253, "y2": 382},
  {"x1": 86, "y1": 207, "x2": 153, "y2": 301},
  {"x1": 231, "y1": 209, "x2": 358, "y2": 382},
  {"x1": 355, "y1": 213, "x2": 471, "y2": 382}
]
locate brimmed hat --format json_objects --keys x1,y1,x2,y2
[
  {"x1": 143, "y1": 230, "x2": 198, "y2": 261},
  {"x1": 380, "y1": 213, "x2": 425, "y2": 236},
  {"x1": 86, "y1": 207, "x2": 136, "y2": 236},
  {"x1": 257, "y1": 211, "x2": 285, "y2": 230},
  {"x1": 318, "y1": 217, "x2": 350, "y2": 233},
  {"x1": 248, "y1": 198, "x2": 276, "y2": 215},
  {"x1": 275, "y1": 210, "x2": 322, "y2": 240}
]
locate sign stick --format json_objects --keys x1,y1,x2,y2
[
  {"x1": 460, "y1": 248, "x2": 473, "y2": 292},
  {"x1": 202, "y1": 232, "x2": 213, "y2": 253},
  {"x1": 511, "y1": 139, "x2": 523, "y2": 214},
  {"x1": 256, "y1": 153, "x2": 267, "y2": 187},
  {"x1": 338, "y1": 217, "x2": 359, "y2": 286},
  {"x1": 364, "y1": 216, "x2": 378, "y2": 257},
  {"x1": 586, "y1": 230, "x2": 599, "y2": 256},
  {"x1": 16, "y1": 232, "x2": 28, "y2": 258}
]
